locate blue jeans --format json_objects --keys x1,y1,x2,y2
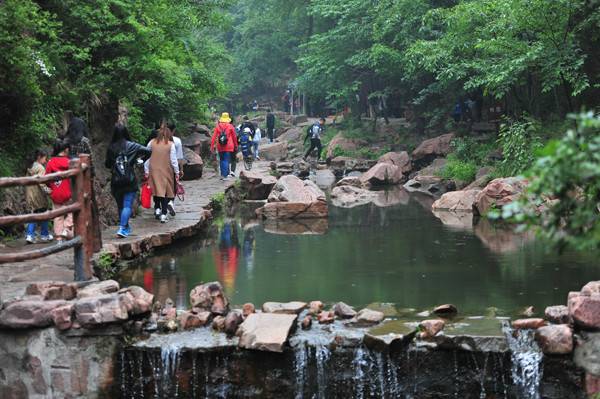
[
  {"x1": 114, "y1": 191, "x2": 136, "y2": 229},
  {"x1": 219, "y1": 152, "x2": 230, "y2": 178},
  {"x1": 26, "y1": 220, "x2": 49, "y2": 237}
]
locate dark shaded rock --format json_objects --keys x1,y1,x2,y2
[
  {"x1": 182, "y1": 147, "x2": 203, "y2": 180},
  {"x1": 224, "y1": 310, "x2": 244, "y2": 336},
  {"x1": 433, "y1": 304, "x2": 458, "y2": 317},
  {"x1": 545, "y1": 305, "x2": 571, "y2": 324},
  {"x1": 574, "y1": 332, "x2": 600, "y2": 376},
  {"x1": 50, "y1": 304, "x2": 74, "y2": 330},
  {"x1": 240, "y1": 170, "x2": 277, "y2": 200},
  {"x1": 179, "y1": 311, "x2": 211, "y2": 330}
]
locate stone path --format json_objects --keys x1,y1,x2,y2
[{"x1": 0, "y1": 161, "x2": 271, "y2": 302}]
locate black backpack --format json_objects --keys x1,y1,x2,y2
[
  {"x1": 218, "y1": 128, "x2": 228, "y2": 145},
  {"x1": 112, "y1": 149, "x2": 135, "y2": 187}
]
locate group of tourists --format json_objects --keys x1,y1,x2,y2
[
  {"x1": 210, "y1": 110, "x2": 276, "y2": 180},
  {"x1": 25, "y1": 113, "x2": 186, "y2": 243}
]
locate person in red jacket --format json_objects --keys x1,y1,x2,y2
[
  {"x1": 210, "y1": 112, "x2": 238, "y2": 180},
  {"x1": 46, "y1": 140, "x2": 73, "y2": 241}
]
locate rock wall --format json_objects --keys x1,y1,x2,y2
[{"x1": 0, "y1": 326, "x2": 121, "y2": 399}]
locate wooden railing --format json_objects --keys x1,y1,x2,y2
[{"x1": 0, "y1": 154, "x2": 96, "y2": 281}]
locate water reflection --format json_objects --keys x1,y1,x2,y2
[{"x1": 120, "y1": 195, "x2": 600, "y2": 315}]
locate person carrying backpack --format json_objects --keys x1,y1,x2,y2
[
  {"x1": 210, "y1": 112, "x2": 238, "y2": 180},
  {"x1": 105, "y1": 124, "x2": 151, "y2": 237},
  {"x1": 303, "y1": 117, "x2": 326, "y2": 160}
]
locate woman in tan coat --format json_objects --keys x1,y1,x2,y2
[{"x1": 144, "y1": 124, "x2": 179, "y2": 223}]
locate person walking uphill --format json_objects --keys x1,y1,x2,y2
[
  {"x1": 25, "y1": 150, "x2": 52, "y2": 244},
  {"x1": 211, "y1": 113, "x2": 238, "y2": 180},
  {"x1": 105, "y1": 124, "x2": 151, "y2": 238},
  {"x1": 304, "y1": 117, "x2": 326, "y2": 161},
  {"x1": 145, "y1": 124, "x2": 180, "y2": 223},
  {"x1": 46, "y1": 141, "x2": 74, "y2": 241}
]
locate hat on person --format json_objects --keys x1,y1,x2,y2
[{"x1": 219, "y1": 112, "x2": 232, "y2": 123}]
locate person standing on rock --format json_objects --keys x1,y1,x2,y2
[
  {"x1": 25, "y1": 150, "x2": 52, "y2": 244},
  {"x1": 211, "y1": 113, "x2": 237, "y2": 181},
  {"x1": 232, "y1": 116, "x2": 255, "y2": 176},
  {"x1": 105, "y1": 124, "x2": 151, "y2": 238},
  {"x1": 303, "y1": 117, "x2": 325, "y2": 161},
  {"x1": 266, "y1": 109, "x2": 275, "y2": 143},
  {"x1": 145, "y1": 123, "x2": 180, "y2": 223}
]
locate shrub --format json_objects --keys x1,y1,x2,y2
[
  {"x1": 497, "y1": 117, "x2": 542, "y2": 176},
  {"x1": 438, "y1": 154, "x2": 478, "y2": 182}
]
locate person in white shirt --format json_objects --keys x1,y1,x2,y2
[
  {"x1": 167, "y1": 123, "x2": 184, "y2": 216},
  {"x1": 252, "y1": 127, "x2": 261, "y2": 160}
]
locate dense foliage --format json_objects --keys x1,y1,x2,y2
[
  {"x1": 499, "y1": 112, "x2": 600, "y2": 251},
  {"x1": 0, "y1": 0, "x2": 229, "y2": 174}
]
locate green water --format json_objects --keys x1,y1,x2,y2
[{"x1": 120, "y1": 195, "x2": 599, "y2": 317}]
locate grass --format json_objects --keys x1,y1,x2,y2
[
  {"x1": 96, "y1": 251, "x2": 117, "y2": 279},
  {"x1": 210, "y1": 192, "x2": 225, "y2": 212},
  {"x1": 437, "y1": 154, "x2": 478, "y2": 182}
]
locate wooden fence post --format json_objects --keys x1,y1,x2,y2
[{"x1": 71, "y1": 155, "x2": 94, "y2": 281}]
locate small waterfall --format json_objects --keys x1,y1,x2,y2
[
  {"x1": 294, "y1": 344, "x2": 308, "y2": 399},
  {"x1": 315, "y1": 344, "x2": 331, "y2": 398},
  {"x1": 352, "y1": 347, "x2": 368, "y2": 399},
  {"x1": 160, "y1": 344, "x2": 182, "y2": 397},
  {"x1": 503, "y1": 323, "x2": 543, "y2": 399}
]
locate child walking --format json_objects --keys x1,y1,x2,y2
[
  {"x1": 46, "y1": 141, "x2": 74, "y2": 241},
  {"x1": 25, "y1": 150, "x2": 52, "y2": 244}
]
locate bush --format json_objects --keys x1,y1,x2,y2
[
  {"x1": 438, "y1": 154, "x2": 477, "y2": 182},
  {"x1": 497, "y1": 117, "x2": 542, "y2": 176}
]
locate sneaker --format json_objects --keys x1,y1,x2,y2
[
  {"x1": 229, "y1": 172, "x2": 235, "y2": 178},
  {"x1": 167, "y1": 201, "x2": 176, "y2": 217},
  {"x1": 26, "y1": 235, "x2": 35, "y2": 244},
  {"x1": 154, "y1": 208, "x2": 161, "y2": 220},
  {"x1": 40, "y1": 234, "x2": 54, "y2": 242},
  {"x1": 116, "y1": 227, "x2": 129, "y2": 238},
  {"x1": 255, "y1": 156, "x2": 261, "y2": 160},
  {"x1": 124, "y1": 226, "x2": 131, "y2": 236},
  {"x1": 160, "y1": 214, "x2": 168, "y2": 223}
]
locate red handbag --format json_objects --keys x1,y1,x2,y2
[
  {"x1": 176, "y1": 182, "x2": 185, "y2": 201},
  {"x1": 140, "y1": 183, "x2": 152, "y2": 209}
]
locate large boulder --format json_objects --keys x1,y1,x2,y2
[
  {"x1": 257, "y1": 175, "x2": 328, "y2": 219},
  {"x1": 535, "y1": 324, "x2": 573, "y2": 355},
  {"x1": 378, "y1": 151, "x2": 412, "y2": 174},
  {"x1": 431, "y1": 190, "x2": 480, "y2": 212},
  {"x1": 238, "y1": 313, "x2": 298, "y2": 352},
  {"x1": 260, "y1": 141, "x2": 288, "y2": 161},
  {"x1": 276, "y1": 127, "x2": 303, "y2": 143},
  {"x1": 474, "y1": 177, "x2": 527, "y2": 215},
  {"x1": 404, "y1": 159, "x2": 452, "y2": 196},
  {"x1": 412, "y1": 133, "x2": 454, "y2": 162},
  {"x1": 360, "y1": 163, "x2": 403, "y2": 186},
  {"x1": 189, "y1": 282, "x2": 229, "y2": 315},
  {"x1": 182, "y1": 132, "x2": 211, "y2": 159},
  {"x1": 545, "y1": 305, "x2": 571, "y2": 324},
  {"x1": 325, "y1": 133, "x2": 366, "y2": 159},
  {"x1": 330, "y1": 185, "x2": 378, "y2": 208},
  {"x1": 74, "y1": 294, "x2": 129, "y2": 326},
  {"x1": 329, "y1": 157, "x2": 375, "y2": 177},
  {"x1": 182, "y1": 147, "x2": 203, "y2": 180},
  {"x1": 0, "y1": 299, "x2": 68, "y2": 328},
  {"x1": 239, "y1": 170, "x2": 277, "y2": 200},
  {"x1": 333, "y1": 302, "x2": 357, "y2": 319},
  {"x1": 350, "y1": 308, "x2": 385, "y2": 326}
]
